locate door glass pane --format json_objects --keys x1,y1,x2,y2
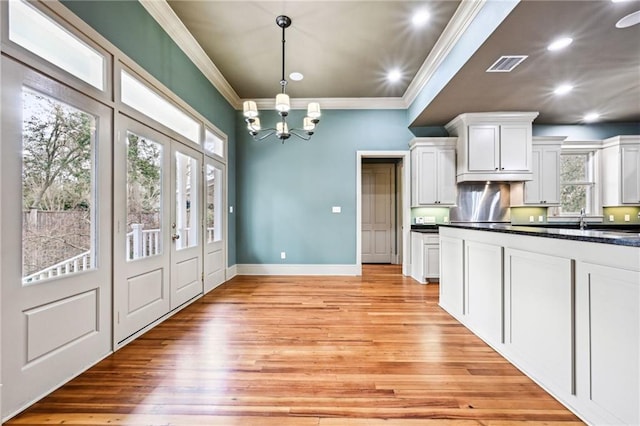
[
  {"x1": 176, "y1": 152, "x2": 198, "y2": 250},
  {"x1": 206, "y1": 164, "x2": 222, "y2": 243},
  {"x1": 126, "y1": 132, "x2": 163, "y2": 261},
  {"x1": 22, "y1": 88, "x2": 95, "y2": 283}
]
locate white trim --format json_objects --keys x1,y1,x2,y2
[
  {"x1": 139, "y1": 0, "x2": 487, "y2": 111},
  {"x1": 138, "y1": 0, "x2": 241, "y2": 109},
  {"x1": 226, "y1": 264, "x2": 238, "y2": 280},
  {"x1": 236, "y1": 264, "x2": 358, "y2": 276},
  {"x1": 356, "y1": 150, "x2": 411, "y2": 277},
  {"x1": 402, "y1": 0, "x2": 487, "y2": 106},
  {"x1": 252, "y1": 97, "x2": 406, "y2": 110}
]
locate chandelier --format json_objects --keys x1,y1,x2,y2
[{"x1": 242, "y1": 15, "x2": 321, "y2": 141}]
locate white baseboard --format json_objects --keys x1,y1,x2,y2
[
  {"x1": 236, "y1": 264, "x2": 359, "y2": 276},
  {"x1": 226, "y1": 264, "x2": 238, "y2": 280}
]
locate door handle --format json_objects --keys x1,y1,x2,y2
[{"x1": 172, "y1": 234, "x2": 180, "y2": 241}]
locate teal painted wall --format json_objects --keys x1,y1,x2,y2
[
  {"x1": 236, "y1": 109, "x2": 412, "y2": 264},
  {"x1": 61, "y1": 0, "x2": 238, "y2": 265}
]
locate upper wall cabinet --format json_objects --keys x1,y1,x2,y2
[
  {"x1": 602, "y1": 136, "x2": 640, "y2": 206},
  {"x1": 445, "y1": 112, "x2": 539, "y2": 182},
  {"x1": 410, "y1": 138, "x2": 457, "y2": 206},
  {"x1": 523, "y1": 137, "x2": 564, "y2": 205}
]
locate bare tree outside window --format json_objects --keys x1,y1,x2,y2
[
  {"x1": 126, "y1": 132, "x2": 162, "y2": 260},
  {"x1": 22, "y1": 89, "x2": 95, "y2": 282}
]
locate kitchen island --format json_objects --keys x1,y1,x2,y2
[{"x1": 439, "y1": 224, "x2": 639, "y2": 426}]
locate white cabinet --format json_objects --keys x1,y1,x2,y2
[
  {"x1": 445, "y1": 112, "x2": 538, "y2": 182},
  {"x1": 504, "y1": 248, "x2": 573, "y2": 394},
  {"x1": 602, "y1": 136, "x2": 640, "y2": 206},
  {"x1": 523, "y1": 137, "x2": 563, "y2": 205},
  {"x1": 410, "y1": 138, "x2": 456, "y2": 206},
  {"x1": 576, "y1": 262, "x2": 640, "y2": 425},
  {"x1": 439, "y1": 235, "x2": 464, "y2": 319},
  {"x1": 438, "y1": 225, "x2": 640, "y2": 426},
  {"x1": 464, "y1": 241, "x2": 503, "y2": 346},
  {"x1": 410, "y1": 231, "x2": 439, "y2": 284}
]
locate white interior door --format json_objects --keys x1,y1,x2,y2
[
  {"x1": 361, "y1": 163, "x2": 394, "y2": 263},
  {"x1": 170, "y1": 144, "x2": 203, "y2": 308},
  {"x1": 204, "y1": 157, "x2": 226, "y2": 293},
  {"x1": 1, "y1": 58, "x2": 112, "y2": 418},
  {"x1": 114, "y1": 115, "x2": 171, "y2": 344}
]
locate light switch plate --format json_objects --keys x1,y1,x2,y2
[
  {"x1": 609, "y1": 215, "x2": 615, "y2": 222},
  {"x1": 332, "y1": 206, "x2": 341, "y2": 213},
  {"x1": 529, "y1": 216, "x2": 535, "y2": 223},
  {"x1": 538, "y1": 216, "x2": 544, "y2": 222},
  {"x1": 625, "y1": 214, "x2": 630, "y2": 222}
]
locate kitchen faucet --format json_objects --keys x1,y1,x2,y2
[{"x1": 579, "y1": 208, "x2": 587, "y2": 230}]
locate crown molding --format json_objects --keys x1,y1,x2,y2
[
  {"x1": 402, "y1": 0, "x2": 487, "y2": 106},
  {"x1": 252, "y1": 97, "x2": 406, "y2": 110},
  {"x1": 138, "y1": 0, "x2": 242, "y2": 109},
  {"x1": 141, "y1": 0, "x2": 487, "y2": 111}
]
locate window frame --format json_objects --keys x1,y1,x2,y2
[{"x1": 551, "y1": 144, "x2": 602, "y2": 218}]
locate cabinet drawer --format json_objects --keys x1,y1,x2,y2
[{"x1": 424, "y1": 235, "x2": 439, "y2": 244}]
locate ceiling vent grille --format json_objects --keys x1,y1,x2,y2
[{"x1": 486, "y1": 55, "x2": 528, "y2": 72}]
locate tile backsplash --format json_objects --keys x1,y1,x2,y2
[
  {"x1": 602, "y1": 206, "x2": 640, "y2": 224},
  {"x1": 411, "y1": 207, "x2": 450, "y2": 224}
]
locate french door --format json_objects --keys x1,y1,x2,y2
[
  {"x1": 1, "y1": 57, "x2": 113, "y2": 418},
  {"x1": 114, "y1": 115, "x2": 203, "y2": 346},
  {"x1": 204, "y1": 157, "x2": 226, "y2": 292}
]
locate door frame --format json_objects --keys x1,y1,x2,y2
[{"x1": 356, "y1": 151, "x2": 411, "y2": 276}]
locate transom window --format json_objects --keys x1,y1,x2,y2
[
  {"x1": 120, "y1": 70, "x2": 201, "y2": 144},
  {"x1": 9, "y1": 0, "x2": 105, "y2": 90}
]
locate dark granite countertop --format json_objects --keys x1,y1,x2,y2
[
  {"x1": 440, "y1": 223, "x2": 640, "y2": 247},
  {"x1": 411, "y1": 224, "x2": 439, "y2": 233}
]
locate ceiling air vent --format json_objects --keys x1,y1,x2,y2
[{"x1": 486, "y1": 55, "x2": 528, "y2": 72}]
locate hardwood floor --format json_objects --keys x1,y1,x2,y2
[{"x1": 7, "y1": 265, "x2": 583, "y2": 425}]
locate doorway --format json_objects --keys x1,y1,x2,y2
[
  {"x1": 361, "y1": 161, "x2": 396, "y2": 263},
  {"x1": 356, "y1": 151, "x2": 411, "y2": 276}
]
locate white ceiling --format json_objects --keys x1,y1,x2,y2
[{"x1": 158, "y1": 0, "x2": 640, "y2": 127}]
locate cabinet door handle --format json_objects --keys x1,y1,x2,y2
[{"x1": 495, "y1": 167, "x2": 499, "y2": 171}]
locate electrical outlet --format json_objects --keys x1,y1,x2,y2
[
  {"x1": 609, "y1": 215, "x2": 615, "y2": 222},
  {"x1": 624, "y1": 214, "x2": 630, "y2": 222},
  {"x1": 280, "y1": 251, "x2": 286, "y2": 259},
  {"x1": 443, "y1": 216, "x2": 449, "y2": 223},
  {"x1": 538, "y1": 215, "x2": 544, "y2": 222},
  {"x1": 529, "y1": 215, "x2": 535, "y2": 223},
  {"x1": 332, "y1": 206, "x2": 341, "y2": 213}
]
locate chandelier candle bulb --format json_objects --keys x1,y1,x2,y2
[
  {"x1": 307, "y1": 102, "x2": 321, "y2": 119},
  {"x1": 243, "y1": 15, "x2": 320, "y2": 141},
  {"x1": 275, "y1": 93, "x2": 290, "y2": 113},
  {"x1": 243, "y1": 101, "x2": 258, "y2": 118},
  {"x1": 303, "y1": 117, "x2": 315, "y2": 131},
  {"x1": 276, "y1": 121, "x2": 289, "y2": 136}
]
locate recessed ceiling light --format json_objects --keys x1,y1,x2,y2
[
  {"x1": 289, "y1": 72, "x2": 304, "y2": 81},
  {"x1": 554, "y1": 84, "x2": 574, "y2": 95},
  {"x1": 412, "y1": 10, "x2": 430, "y2": 27},
  {"x1": 584, "y1": 112, "x2": 600, "y2": 122},
  {"x1": 547, "y1": 37, "x2": 573, "y2": 51},
  {"x1": 387, "y1": 69, "x2": 402, "y2": 83},
  {"x1": 616, "y1": 10, "x2": 640, "y2": 28}
]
